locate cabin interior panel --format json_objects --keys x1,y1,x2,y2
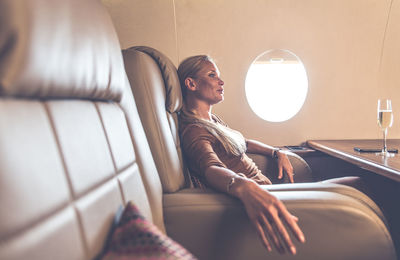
[{"x1": 104, "y1": 0, "x2": 400, "y2": 146}]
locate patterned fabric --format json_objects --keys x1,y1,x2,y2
[{"x1": 102, "y1": 201, "x2": 197, "y2": 260}]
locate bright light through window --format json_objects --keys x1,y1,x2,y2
[{"x1": 245, "y1": 50, "x2": 308, "y2": 122}]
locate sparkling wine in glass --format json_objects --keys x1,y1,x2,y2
[{"x1": 377, "y1": 99, "x2": 394, "y2": 157}]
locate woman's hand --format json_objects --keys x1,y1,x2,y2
[
  {"x1": 245, "y1": 140, "x2": 295, "y2": 183},
  {"x1": 230, "y1": 178, "x2": 305, "y2": 254},
  {"x1": 276, "y1": 150, "x2": 294, "y2": 183},
  {"x1": 204, "y1": 165, "x2": 305, "y2": 254}
]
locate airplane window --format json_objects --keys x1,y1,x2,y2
[{"x1": 245, "y1": 49, "x2": 308, "y2": 122}]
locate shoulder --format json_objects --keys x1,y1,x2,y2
[
  {"x1": 179, "y1": 122, "x2": 218, "y2": 148},
  {"x1": 181, "y1": 123, "x2": 210, "y2": 139}
]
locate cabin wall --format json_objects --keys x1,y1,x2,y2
[{"x1": 103, "y1": 0, "x2": 400, "y2": 146}]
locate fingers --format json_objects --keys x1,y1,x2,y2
[
  {"x1": 270, "y1": 203, "x2": 306, "y2": 255},
  {"x1": 254, "y1": 221, "x2": 272, "y2": 252},
  {"x1": 278, "y1": 164, "x2": 295, "y2": 183},
  {"x1": 241, "y1": 184, "x2": 305, "y2": 255},
  {"x1": 278, "y1": 165, "x2": 283, "y2": 179},
  {"x1": 287, "y1": 168, "x2": 294, "y2": 183},
  {"x1": 271, "y1": 212, "x2": 297, "y2": 255},
  {"x1": 255, "y1": 208, "x2": 301, "y2": 255},
  {"x1": 259, "y1": 214, "x2": 285, "y2": 254},
  {"x1": 277, "y1": 154, "x2": 294, "y2": 182},
  {"x1": 278, "y1": 203, "x2": 306, "y2": 244}
]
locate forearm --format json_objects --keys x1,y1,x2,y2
[
  {"x1": 204, "y1": 165, "x2": 256, "y2": 199},
  {"x1": 246, "y1": 139, "x2": 278, "y2": 157}
]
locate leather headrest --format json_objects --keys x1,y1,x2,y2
[
  {"x1": 124, "y1": 46, "x2": 182, "y2": 113},
  {"x1": 0, "y1": 0, "x2": 125, "y2": 101}
]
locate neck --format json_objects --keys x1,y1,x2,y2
[{"x1": 184, "y1": 96, "x2": 213, "y2": 121}]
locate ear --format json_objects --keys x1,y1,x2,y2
[{"x1": 184, "y1": 77, "x2": 197, "y2": 92}]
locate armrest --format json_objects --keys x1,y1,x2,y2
[
  {"x1": 247, "y1": 151, "x2": 314, "y2": 183},
  {"x1": 163, "y1": 188, "x2": 396, "y2": 260}
]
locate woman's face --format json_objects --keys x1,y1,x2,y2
[{"x1": 191, "y1": 61, "x2": 225, "y2": 105}]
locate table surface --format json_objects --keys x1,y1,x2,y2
[{"x1": 306, "y1": 139, "x2": 400, "y2": 182}]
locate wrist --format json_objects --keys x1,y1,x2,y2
[
  {"x1": 228, "y1": 177, "x2": 257, "y2": 199},
  {"x1": 272, "y1": 148, "x2": 281, "y2": 159}
]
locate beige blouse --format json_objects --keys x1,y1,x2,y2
[{"x1": 179, "y1": 114, "x2": 271, "y2": 186}]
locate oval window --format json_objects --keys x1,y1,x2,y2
[{"x1": 245, "y1": 49, "x2": 308, "y2": 122}]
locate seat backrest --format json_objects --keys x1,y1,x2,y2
[
  {"x1": 0, "y1": 1, "x2": 164, "y2": 259},
  {"x1": 123, "y1": 47, "x2": 190, "y2": 193}
]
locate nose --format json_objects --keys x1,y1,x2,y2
[{"x1": 218, "y1": 77, "x2": 224, "y2": 85}]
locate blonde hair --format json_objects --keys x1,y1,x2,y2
[
  {"x1": 178, "y1": 55, "x2": 246, "y2": 156},
  {"x1": 178, "y1": 55, "x2": 214, "y2": 98}
]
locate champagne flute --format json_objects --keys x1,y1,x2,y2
[{"x1": 377, "y1": 99, "x2": 394, "y2": 157}]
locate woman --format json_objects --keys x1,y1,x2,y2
[{"x1": 178, "y1": 55, "x2": 305, "y2": 255}]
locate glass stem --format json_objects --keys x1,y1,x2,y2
[{"x1": 383, "y1": 128, "x2": 388, "y2": 153}]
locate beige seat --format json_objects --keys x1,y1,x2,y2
[
  {"x1": 0, "y1": 1, "x2": 396, "y2": 260},
  {"x1": 123, "y1": 47, "x2": 396, "y2": 259},
  {"x1": 0, "y1": 1, "x2": 164, "y2": 259}
]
